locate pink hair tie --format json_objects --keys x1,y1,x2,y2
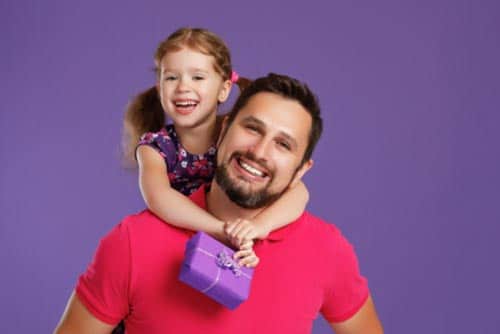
[{"x1": 230, "y1": 70, "x2": 239, "y2": 83}]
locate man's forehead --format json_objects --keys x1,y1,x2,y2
[{"x1": 235, "y1": 92, "x2": 312, "y2": 136}]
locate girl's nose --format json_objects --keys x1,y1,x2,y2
[{"x1": 176, "y1": 76, "x2": 191, "y2": 92}]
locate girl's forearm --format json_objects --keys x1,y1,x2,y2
[
  {"x1": 253, "y1": 181, "x2": 309, "y2": 233},
  {"x1": 145, "y1": 187, "x2": 226, "y2": 239}
]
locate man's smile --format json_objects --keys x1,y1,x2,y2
[{"x1": 229, "y1": 153, "x2": 271, "y2": 183}]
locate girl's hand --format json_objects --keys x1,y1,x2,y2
[
  {"x1": 224, "y1": 219, "x2": 270, "y2": 248},
  {"x1": 233, "y1": 240, "x2": 260, "y2": 268}
]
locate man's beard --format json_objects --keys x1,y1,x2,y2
[{"x1": 214, "y1": 152, "x2": 291, "y2": 209}]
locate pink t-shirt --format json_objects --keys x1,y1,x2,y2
[{"x1": 76, "y1": 187, "x2": 369, "y2": 333}]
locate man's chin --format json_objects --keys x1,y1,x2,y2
[
  {"x1": 223, "y1": 187, "x2": 280, "y2": 209},
  {"x1": 215, "y1": 166, "x2": 279, "y2": 209},
  {"x1": 233, "y1": 178, "x2": 268, "y2": 194}
]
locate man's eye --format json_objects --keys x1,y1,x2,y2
[
  {"x1": 277, "y1": 141, "x2": 291, "y2": 150},
  {"x1": 165, "y1": 76, "x2": 177, "y2": 81},
  {"x1": 245, "y1": 125, "x2": 259, "y2": 132}
]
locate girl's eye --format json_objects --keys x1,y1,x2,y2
[
  {"x1": 193, "y1": 75, "x2": 205, "y2": 81},
  {"x1": 165, "y1": 76, "x2": 177, "y2": 81}
]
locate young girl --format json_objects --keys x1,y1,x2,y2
[{"x1": 123, "y1": 27, "x2": 309, "y2": 267}]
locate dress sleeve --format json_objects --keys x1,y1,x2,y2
[
  {"x1": 75, "y1": 221, "x2": 131, "y2": 325},
  {"x1": 136, "y1": 130, "x2": 177, "y2": 169},
  {"x1": 320, "y1": 228, "x2": 370, "y2": 323}
]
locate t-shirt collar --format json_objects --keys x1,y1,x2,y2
[{"x1": 190, "y1": 184, "x2": 304, "y2": 242}]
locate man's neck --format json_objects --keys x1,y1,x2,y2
[{"x1": 206, "y1": 182, "x2": 264, "y2": 222}]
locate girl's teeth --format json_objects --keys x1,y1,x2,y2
[{"x1": 175, "y1": 102, "x2": 196, "y2": 107}]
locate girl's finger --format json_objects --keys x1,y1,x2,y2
[
  {"x1": 235, "y1": 225, "x2": 253, "y2": 240},
  {"x1": 230, "y1": 221, "x2": 247, "y2": 238},
  {"x1": 224, "y1": 219, "x2": 240, "y2": 235},
  {"x1": 233, "y1": 248, "x2": 253, "y2": 259},
  {"x1": 239, "y1": 254, "x2": 260, "y2": 268},
  {"x1": 239, "y1": 240, "x2": 254, "y2": 250}
]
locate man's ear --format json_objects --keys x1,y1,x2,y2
[
  {"x1": 218, "y1": 80, "x2": 232, "y2": 103},
  {"x1": 290, "y1": 159, "x2": 314, "y2": 188}
]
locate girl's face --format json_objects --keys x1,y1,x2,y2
[{"x1": 157, "y1": 47, "x2": 231, "y2": 130}]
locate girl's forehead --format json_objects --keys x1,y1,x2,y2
[{"x1": 160, "y1": 48, "x2": 216, "y2": 69}]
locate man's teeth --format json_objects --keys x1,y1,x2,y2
[{"x1": 239, "y1": 160, "x2": 264, "y2": 177}]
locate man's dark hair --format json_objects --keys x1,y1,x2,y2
[{"x1": 224, "y1": 73, "x2": 323, "y2": 166}]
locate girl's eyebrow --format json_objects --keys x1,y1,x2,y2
[
  {"x1": 189, "y1": 68, "x2": 209, "y2": 73},
  {"x1": 162, "y1": 68, "x2": 209, "y2": 74}
]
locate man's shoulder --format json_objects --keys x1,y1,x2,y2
[
  {"x1": 121, "y1": 209, "x2": 161, "y2": 224},
  {"x1": 101, "y1": 209, "x2": 191, "y2": 258},
  {"x1": 114, "y1": 209, "x2": 188, "y2": 237},
  {"x1": 301, "y1": 211, "x2": 342, "y2": 237},
  {"x1": 114, "y1": 189, "x2": 204, "y2": 238},
  {"x1": 299, "y1": 211, "x2": 355, "y2": 252}
]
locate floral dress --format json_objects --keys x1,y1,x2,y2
[
  {"x1": 112, "y1": 126, "x2": 216, "y2": 334},
  {"x1": 138, "y1": 124, "x2": 217, "y2": 196}
]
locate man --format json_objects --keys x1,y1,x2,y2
[{"x1": 55, "y1": 73, "x2": 383, "y2": 333}]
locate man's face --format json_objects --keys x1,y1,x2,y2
[{"x1": 215, "y1": 92, "x2": 313, "y2": 208}]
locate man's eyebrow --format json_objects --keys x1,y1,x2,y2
[
  {"x1": 241, "y1": 116, "x2": 265, "y2": 126},
  {"x1": 279, "y1": 132, "x2": 298, "y2": 150},
  {"x1": 241, "y1": 116, "x2": 299, "y2": 150}
]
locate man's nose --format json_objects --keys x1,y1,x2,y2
[{"x1": 249, "y1": 138, "x2": 271, "y2": 161}]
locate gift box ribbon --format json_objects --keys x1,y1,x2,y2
[{"x1": 194, "y1": 247, "x2": 251, "y2": 293}]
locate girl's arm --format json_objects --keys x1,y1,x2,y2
[
  {"x1": 225, "y1": 181, "x2": 309, "y2": 246},
  {"x1": 136, "y1": 145, "x2": 226, "y2": 239},
  {"x1": 138, "y1": 145, "x2": 259, "y2": 267}
]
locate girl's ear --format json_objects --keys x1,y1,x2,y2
[{"x1": 218, "y1": 80, "x2": 232, "y2": 103}]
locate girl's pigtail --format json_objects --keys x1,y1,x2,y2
[
  {"x1": 122, "y1": 86, "x2": 165, "y2": 166},
  {"x1": 234, "y1": 76, "x2": 252, "y2": 92},
  {"x1": 229, "y1": 70, "x2": 252, "y2": 93}
]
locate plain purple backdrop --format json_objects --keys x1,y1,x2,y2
[{"x1": 1, "y1": 0, "x2": 499, "y2": 333}]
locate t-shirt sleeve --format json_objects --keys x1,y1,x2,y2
[
  {"x1": 320, "y1": 227, "x2": 370, "y2": 323},
  {"x1": 75, "y1": 221, "x2": 131, "y2": 325}
]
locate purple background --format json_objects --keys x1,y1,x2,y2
[{"x1": 1, "y1": 0, "x2": 499, "y2": 333}]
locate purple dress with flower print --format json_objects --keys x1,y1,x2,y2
[
  {"x1": 112, "y1": 126, "x2": 215, "y2": 334},
  {"x1": 138, "y1": 124, "x2": 217, "y2": 196}
]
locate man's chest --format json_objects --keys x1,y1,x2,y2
[{"x1": 125, "y1": 236, "x2": 324, "y2": 333}]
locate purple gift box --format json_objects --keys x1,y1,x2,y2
[{"x1": 178, "y1": 232, "x2": 254, "y2": 310}]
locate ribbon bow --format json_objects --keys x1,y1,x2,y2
[{"x1": 216, "y1": 250, "x2": 242, "y2": 277}]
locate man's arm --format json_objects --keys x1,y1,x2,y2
[
  {"x1": 330, "y1": 295, "x2": 383, "y2": 334},
  {"x1": 54, "y1": 291, "x2": 116, "y2": 334}
]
